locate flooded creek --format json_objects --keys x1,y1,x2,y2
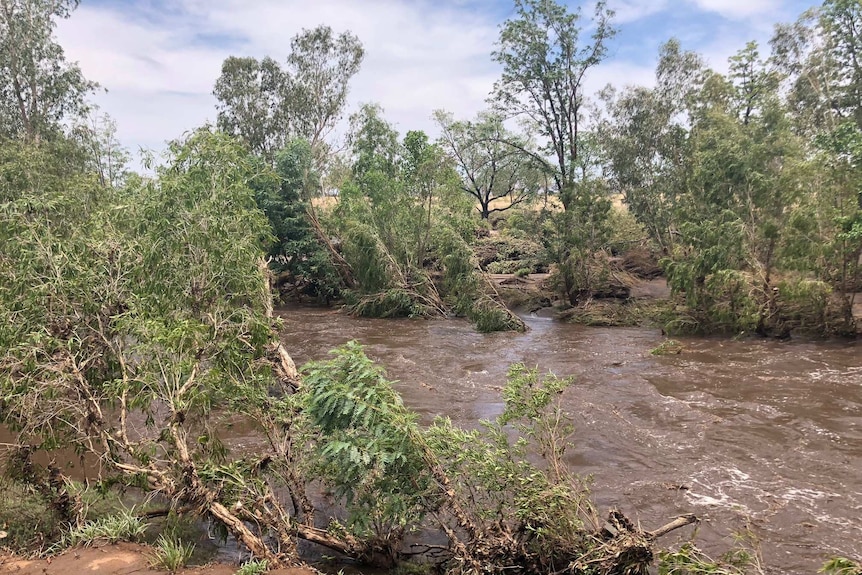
[{"x1": 271, "y1": 306, "x2": 861, "y2": 574}]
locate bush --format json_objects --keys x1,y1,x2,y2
[
  {"x1": 821, "y1": 557, "x2": 862, "y2": 575},
  {"x1": 0, "y1": 477, "x2": 62, "y2": 551}
]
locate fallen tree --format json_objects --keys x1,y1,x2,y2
[{"x1": 2, "y1": 129, "x2": 699, "y2": 573}]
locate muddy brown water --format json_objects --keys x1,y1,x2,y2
[
  {"x1": 266, "y1": 306, "x2": 860, "y2": 575},
  {"x1": 2, "y1": 306, "x2": 858, "y2": 573}
]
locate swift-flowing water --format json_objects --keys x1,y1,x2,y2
[{"x1": 275, "y1": 306, "x2": 861, "y2": 574}]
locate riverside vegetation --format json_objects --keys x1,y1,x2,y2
[{"x1": 1, "y1": 0, "x2": 861, "y2": 574}]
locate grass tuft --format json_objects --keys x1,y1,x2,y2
[
  {"x1": 235, "y1": 558, "x2": 269, "y2": 575},
  {"x1": 148, "y1": 534, "x2": 195, "y2": 573},
  {"x1": 55, "y1": 509, "x2": 148, "y2": 550}
]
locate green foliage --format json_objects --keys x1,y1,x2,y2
[
  {"x1": 435, "y1": 109, "x2": 541, "y2": 219},
  {"x1": 426, "y1": 364, "x2": 599, "y2": 571},
  {"x1": 214, "y1": 26, "x2": 363, "y2": 160},
  {"x1": 0, "y1": 476, "x2": 62, "y2": 551},
  {"x1": 658, "y1": 543, "x2": 752, "y2": 574},
  {"x1": 149, "y1": 534, "x2": 196, "y2": 573},
  {"x1": 330, "y1": 107, "x2": 522, "y2": 331},
  {"x1": 542, "y1": 145, "x2": 614, "y2": 304},
  {"x1": 57, "y1": 509, "x2": 148, "y2": 549},
  {"x1": 348, "y1": 288, "x2": 433, "y2": 319},
  {"x1": 821, "y1": 557, "x2": 862, "y2": 575},
  {"x1": 0, "y1": 0, "x2": 98, "y2": 142},
  {"x1": 302, "y1": 342, "x2": 430, "y2": 541},
  {"x1": 651, "y1": 339, "x2": 684, "y2": 356},
  {"x1": 255, "y1": 139, "x2": 341, "y2": 302},
  {"x1": 0, "y1": 128, "x2": 283, "y2": 556},
  {"x1": 468, "y1": 296, "x2": 526, "y2": 333},
  {"x1": 475, "y1": 230, "x2": 546, "y2": 274},
  {"x1": 492, "y1": 0, "x2": 615, "y2": 210},
  {"x1": 235, "y1": 559, "x2": 270, "y2": 575}
]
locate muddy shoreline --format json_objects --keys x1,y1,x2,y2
[{"x1": 0, "y1": 543, "x2": 315, "y2": 575}]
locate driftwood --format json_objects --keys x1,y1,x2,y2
[{"x1": 647, "y1": 514, "x2": 699, "y2": 540}]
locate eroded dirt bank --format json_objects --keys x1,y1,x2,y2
[{"x1": 0, "y1": 543, "x2": 315, "y2": 575}]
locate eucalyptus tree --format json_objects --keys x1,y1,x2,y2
[
  {"x1": 489, "y1": 0, "x2": 617, "y2": 305},
  {"x1": 771, "y1": 0, "x2": 862, "y2": 133},
  {"x1": 328, "y1": 104, "x2": 522, "y2": 329},
  {"x1": 491, "y1": 0, "x2": 615, "y2": 210},
  {"x1": 435, "y1": 109, "x2": 541, "y2": 219},
  {"x1": 0, "y1": 0, "x2": 97, "y2": 142},
  {"x1": 70, "y1": 110, "x2": 130, "y2": 187},
  {"x1": 213, "y1": 56, "x2": 288, "y2": 160},
  {"x1": 214, "y1": 25, "x2": 363, "y2": 164},
  {"x1": 768, "y1": 1, "x2": 862, "y2": 318}
]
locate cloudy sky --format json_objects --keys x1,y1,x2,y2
[{"x1": 55, "y1": 0, "x2": 815, "y2": 166}]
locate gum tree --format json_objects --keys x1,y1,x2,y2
[
  {"x1": 490, "y1": 0, "x2": 617, "y2": 304},
  {"x1": 214, "y1": 25, "x2": 363, "y2": 163},
  {"x1": 435, "y1": 109, "x2": 542, "y2": 219},
  {"x1": 0, "y1": 0, "x2": 96, "y2": 142}
]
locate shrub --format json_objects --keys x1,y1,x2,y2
[{"x1": 0, "y1": 477, "x2": 62, "y2": 551}]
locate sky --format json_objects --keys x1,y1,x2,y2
[{"x1": 54, "y1": 0, "x2": 817, "y2": 167}]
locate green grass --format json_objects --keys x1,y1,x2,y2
[
  {"x1": 235, "y1": 559, "x2": 269, "y2": 575},
  {"x1": 56, "y1": 509, "x2": 149, "y2": 550},
  {"x1": 0, "y1": 476, "x2": 62, "y2": 551},
  {"x1": 148, "y1": 534, "x2": 195, "y2": 572}
]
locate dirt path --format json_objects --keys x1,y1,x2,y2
[{"x1": 0, "y1": 543, "x2": 314, "y2": 575}]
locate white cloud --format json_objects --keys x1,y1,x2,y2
[
  {"x1": 608, "y1": 0, "x2": 670, "y2": 23},
  {"x1": 688, "y1": 0, "x2": 782, "y2": 19},
  {"x1": 52, "y1": 0, "x2": 813, "y2": 169},
  {"x1": 55, "y1": 0, "x2": 502, "y2": 167}
]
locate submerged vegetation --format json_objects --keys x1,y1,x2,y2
[{"x1": 0, "y1": 0, "x2": 860, "y2": 573}]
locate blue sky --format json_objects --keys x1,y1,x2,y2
[{"x1": 55, "y1": 0, "x2": 817, "y2": 166}]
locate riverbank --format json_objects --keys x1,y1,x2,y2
[
  {"x1": 491, "y1": 272, "x2": 862, "y2": 335},
  {"x1": 0, "y1": 543, "x2": 316, "y2": 575}
]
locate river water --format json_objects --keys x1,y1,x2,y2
[{"x1": 276, "y1": 306, "x2": 861, "y2": 575}]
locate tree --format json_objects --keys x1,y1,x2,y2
[
  {"x1": 491, "y1": 0, "x2": 615, "y2": 210},
  {"x1": 286, "y1": 26, "x2": 364, "y2": 152},
  {"x1": 70, "y1": 110, "x2": 130, "y2": 187},
  {"x1": 728, "y1": 41, "x2": 780, "y2": 125},
  {"x1": 255, "y1": 138, "x2": 342, "y2": 302},
  {"x1": 213, "y1": 56, "x2": 289, "y2": 160},
  {"x1": 348, "y1": 102, "x2": 401, "y2": 180},
  {"x1": 214, "y1": 25, "x2": 363, "y2": 163},
  {"x1": 0, "y1": 0, "x2": 96, "y2": 142},
  {"x1": 435, "y1": 110, "x2": 541, "y2": 219},
  {"x1": 599, "y1": 40, "x2": 705, "y2": 253},
  {"x1": 328, "y1": 104, "x2": 523, "y2": 330},
  {"x1": 490, "y1": 0, "x2": 617, "y2": 306}
]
